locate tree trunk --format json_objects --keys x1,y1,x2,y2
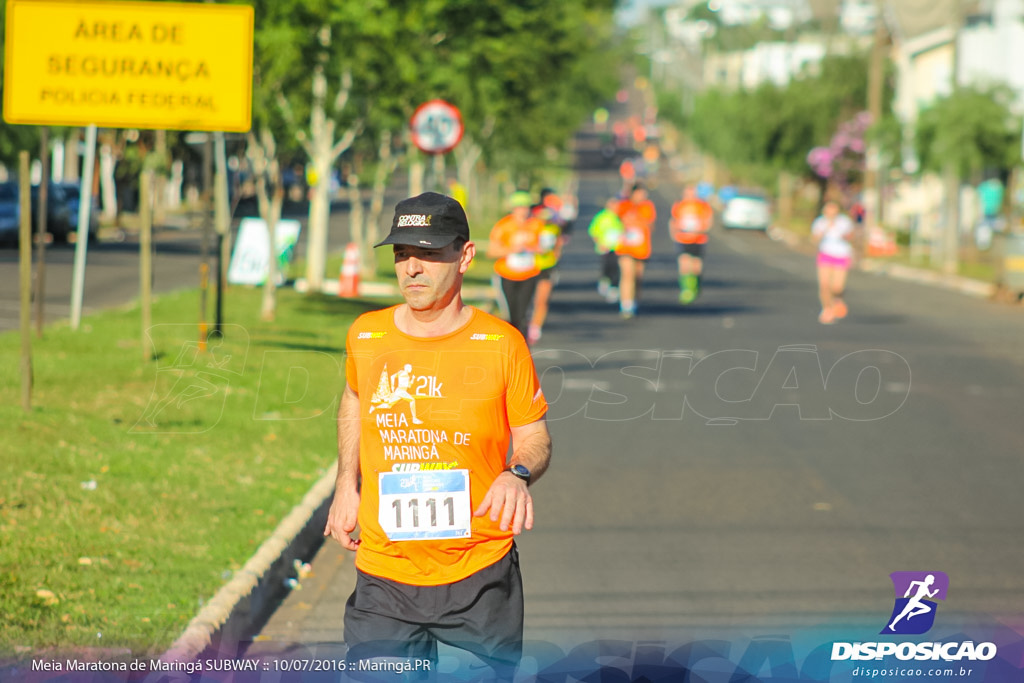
[
  {"x1": 99, "y1": 143, "x2": 117, "y2": 222},
  {"x1": 347, "y1": 173, "x2": 365, "y2": 254},
  {"x1": 304, "y1": 51, "x2": 331, "y2": 292},
  {"x1": 305, "y1": 150, "x2": 332, "y2": 291},
  {"x1": 455, "y1": 142, "x2": 481, "y2": 197},
  {"x1": 365, "y1": 130, "x2": 398, "y2": 278},
  {"x1": 154, "y1": 130, "x2": 168, "y2": 227},
  {"x1": 249, "y1": 127, "x2": 283, "y2": 321},
  {"x1": 297, "y1": 29, "x2": 360, "y2": 293},
  {"x1": 64, "y1": 130, "x2": 80, "y2": 182},
  {"x1": 167, "y1": 160, "x2": 184, "y2": 210}
]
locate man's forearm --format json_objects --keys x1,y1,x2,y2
[
  {"x1": 509, "y1": 429, "x2": 552, "y2": 485},
  {"x1": 336, "y1": 387, "x2": 361, "y2": 491}
]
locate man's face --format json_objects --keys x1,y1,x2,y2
[{"x1": 393, "y1": 241, "x2": 475, "y2": 311}]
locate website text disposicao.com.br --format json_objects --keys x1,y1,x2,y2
[
  {"x1": 836, "y1": 640, "x2": 997, "y2": 679},
  {"x1": 852, "y1": 664, "x2": 978, "y2": 678}
]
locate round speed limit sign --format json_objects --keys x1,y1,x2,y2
[{"x1": 410, "y1": 99, "x2": 464, "y2": 154}]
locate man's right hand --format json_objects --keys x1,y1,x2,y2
[{"x1": 324, "y1": 492, "x2": 361, "y2": 551}]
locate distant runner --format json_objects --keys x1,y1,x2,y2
[
  {"x1": 487, "y1": 191, "x2": 545, "y2": 340},
  {"x1": 527, "y1": 189, "x2": 569, "y2": 344},
  {"x1": 811, "y1": 200, "x2": 856, "y2": 324},
  {"x1": 614, "y1": 184, "x2": 656, "y2": 319},
  {"x1": 669, "y1": 185, "x2": 714, "y2": 304},
  {"x1": 588, "y1": 196, "x2": 624, "y2": 303}
]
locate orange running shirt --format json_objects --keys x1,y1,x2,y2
[
  {"x1": 614, "y1": 198, "x2": 656, "y2": 260},
  {"x1": 670, "y1": 199, "x2": 714, "y2": 244},
  {"x1": 344, "y1": 306, "x2": 548, "y2": 586},
  {"x1": 489, "y1": 214, "x2": 544, "y2": 280}
]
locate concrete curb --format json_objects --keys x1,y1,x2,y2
[
  {"x1": 159, "y1": 463, "x2": 338, "y2": 664},
  {"x1": 858, "y1": 259, "x2": 996, "y2": 299}
]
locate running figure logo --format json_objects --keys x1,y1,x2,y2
[
  {"x1": 369, "y1": 363, "x2": 442, "y2": 425},
  {"x1": 881, "y1": 571, "x2": 949, "y2": 635}
]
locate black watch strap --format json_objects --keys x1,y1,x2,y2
[{"x1": 506, "y1": 464, "x2": 531, "y2": 485}]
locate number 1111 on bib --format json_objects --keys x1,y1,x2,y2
[{"x1": 378, "y1": 470, "x2": 472, "y2": 541}]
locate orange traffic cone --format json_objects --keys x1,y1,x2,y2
[
  {"x1": 338, "y1": 242, "x2": 360, "y2": 297},
  {"x1": 866, "y1": 227, "x2": 897, "y2": 257}
]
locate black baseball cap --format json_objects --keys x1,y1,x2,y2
[{"x1": 375, "y1": 192, "x2": 470, "y2": 248}]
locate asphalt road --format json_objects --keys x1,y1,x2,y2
[
  {"x1": 246, "y1": 134, "x2": 1024, "y2": 680},
  {"x1": 522, "y1": 151, "x2": 1024, "y2": 646}
]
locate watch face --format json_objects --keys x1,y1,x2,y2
[{"x1": 511, "y1": 464, "x2": 530, "y2": 478}]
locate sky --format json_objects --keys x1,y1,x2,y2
[{"x1": 615, "y1": 0, "x2": 679, "y2": 27}]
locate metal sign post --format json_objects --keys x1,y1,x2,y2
[
  {"x1": 69, "y1": 123, "x2": 97, "y2": 331},
  {"x1": 19, "y1": 152, "x2": 33, "y2": 411}
]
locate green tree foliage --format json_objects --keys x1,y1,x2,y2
[
  {"x1": 687, "y1": 54, "x2": 890, "y2": 184},
  {"x1": 428, "y1": 0, "x2": 620, "y2": 178},
  {"x1": 250, "y1": 0, "x2": 617, "y2": 179},
  {"x1": 914, "y1": 85, "x2": 1021, "y2": 179}
]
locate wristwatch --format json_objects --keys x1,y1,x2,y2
[{"x1": 506, "y1": 464, "x2": 531, "y2": 485}]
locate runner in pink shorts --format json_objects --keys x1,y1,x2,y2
[{"x1": 811, "y1": 201, "x2": 856, "y2": 324}]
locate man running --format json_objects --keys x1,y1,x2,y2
[
  {"x1": 588, "y1": 196, "x2": 624, "y2": 303},
  {"x1": 326, "y1": 192, "x2": 551, "y2": 679},
  {"x1": 614, "y1": 184, "x2": 656, "y2": 319},
  {"x1": 670, "y1": 185, "x2": 714, "y2": 304},
  {"x1": 526, "y1": 189, "x2": 568, "y2": 345},
  {"x1": 487, "y1": 191, "x2": 544, "y2": 341}
]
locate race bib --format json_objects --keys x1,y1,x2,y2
[
  {"x1": 378, "y1": 470, "x2": 472, "y2": 541},
  {"x1": 681, "y1": 215, "x2": 701, "y2": 232},
  {"x1": 624, "y1": 227, "x2": 645, "y2": 246},
  {"x1": 505, "y1": 252, "x2": 536, "y2": 272}
]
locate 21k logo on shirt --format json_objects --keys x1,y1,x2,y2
[{"x1": 368, "y1": 362, "x2": 443, "y2": 425}]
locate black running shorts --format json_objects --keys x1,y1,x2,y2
[{"x1": 344, "y1": 545, "x2": 523, "y2": 679}]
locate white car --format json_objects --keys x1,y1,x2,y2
[{"x1": 722, "y1": 193, "x2": 772, "y2": 231}]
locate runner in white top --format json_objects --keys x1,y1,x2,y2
[{"x1": 811, "y1": 201, "x2": 856, "y2": 324}]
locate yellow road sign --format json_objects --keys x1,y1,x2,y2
[{"x1": 3, "y1": 0, "x2": 253, "y2": 131}]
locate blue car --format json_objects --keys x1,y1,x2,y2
[{"x1": 0, "y1": 181, "x2": 77, "y2": 246}]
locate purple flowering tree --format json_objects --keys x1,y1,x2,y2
[{"x1": 807, "y1": 111, "x2": 872, "y2": 202}]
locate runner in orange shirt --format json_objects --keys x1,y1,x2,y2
[
  {"x1": 486, "y1": 191, "x2": 545, "y2": 341},
  {"x1": 526, "y1": 189, "x2": 571, "y2": 344},
  {"x1": 615, "y1": 184, "x2": 656, "y2": 318},
  {"x1": 670, "y1": 184, "x2": 715, "y2": 304},
  {"x1": 325, "y1": 192, "x2": 551, "y2": 678}
]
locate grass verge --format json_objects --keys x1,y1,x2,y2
[{"x1": 0, "y1": 286, "x2": 387, "y2": 657}]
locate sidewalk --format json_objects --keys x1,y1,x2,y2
[
  {"x1": 767, "y1": 225, "x2": 998, "y2": 300},
  {"x1": 247, "y1": 538, "x2": 353, "y2": 652}
]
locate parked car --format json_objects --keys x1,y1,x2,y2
[
  {"x1": 58, "y1": 182, "x2": 100, "y2": 235},
  {"x1": 0, "y1": 182, "x2": 19, "y2": 245},
  {"x1": 721, "y1": 191, "x2": 772, "y2": 231},
  {"x1": 0, "y1": 181, "x2": 76, "y2": 246}
]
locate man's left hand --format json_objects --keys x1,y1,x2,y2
[{"x1": 474, "y1": 472, "x2": 533, "y2": 534}]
